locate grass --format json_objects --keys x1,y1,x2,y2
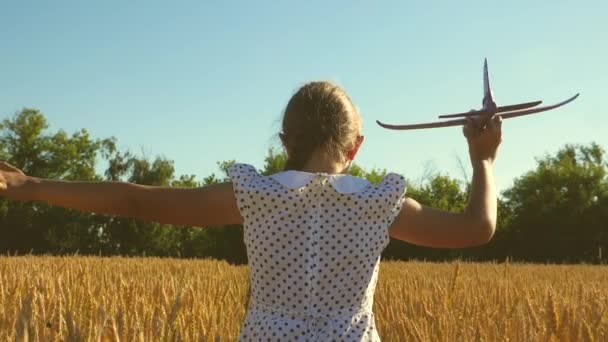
[{"x1": 0, "y1": 256, "x2": 606, "y2": 341}]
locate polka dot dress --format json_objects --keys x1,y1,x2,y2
[{"x1": 228, "y1": 163, "x2": 407, "y2": 341}]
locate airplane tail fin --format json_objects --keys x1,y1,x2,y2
[{"x1": 483, "y1": 58, "x2": 496, "y2": 110}]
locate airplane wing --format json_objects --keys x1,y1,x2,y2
[
  {"x1": 437, "y1": 100, "x2": 542, "y2": 119},
  {"x1": 376, "y1": 94, "x2": 579, "y2": 130}
]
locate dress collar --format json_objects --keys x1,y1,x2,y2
[{"x1": 270, "y1": 170, "x2": 370, "y2": 194}]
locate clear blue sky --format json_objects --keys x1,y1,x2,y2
[{"x1": 1, "y1": 1, "x2": 606, "y2": 192}]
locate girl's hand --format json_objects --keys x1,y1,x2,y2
[
  {"x1": 0, "y1": 161, "x2": 29, "y2": 200},
  {"x1": 463, "y1": 114, "x2": 503, "y2": 165}
]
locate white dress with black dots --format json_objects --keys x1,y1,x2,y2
[{"x1": 227, "y1": 163, "x2": 407, "y2": 342}]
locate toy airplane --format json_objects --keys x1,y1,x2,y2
[{"x1": 376, "y1": 59, "x2": 579, "y2": 130}]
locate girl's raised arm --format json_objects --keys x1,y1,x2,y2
[
  {"x1": 389, "y1": 115, "x2": 502, "y2": 248},
  {"x1": 0, "y1": 162, "x2": 242, "y2": 227}
]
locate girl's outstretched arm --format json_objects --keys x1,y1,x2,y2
[
  {"x1": 389, "y1": 115, "x2": 502, "y2": 248},
  {"x1": 0, "y1": 162, "x2": 241, "y2": 227}
]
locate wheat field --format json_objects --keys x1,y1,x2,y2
[{"x1": 0, "y1": 256, "x2": 606, "y2": 341}]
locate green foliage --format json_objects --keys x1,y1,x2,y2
[
  {"x1": 1, "y1": 108, "x2": 606, "y2": 264},
  {"x1": 172, "y1": 174, "x2": 199, "y2": 188},
  {"x1": 348, "y1": 163, "x2": 388, "y2": 184},
  {"x1": 406, "y1": 175, "x2": 467, "y2": 212},
  {"x1": 498, "y1": 144, "x2": 608, "y2": 262},
  {"x1": 217, "y1": 160, "x2": 236, "y2": 180},
  {"x1": 0, "y1": 109, "x2": 115, "y2": 254},
  {"x1": 261, "y1": 148, "x2": 286, "y2": 175}
]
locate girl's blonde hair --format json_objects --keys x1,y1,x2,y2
[{"x1": 281, "y1": 81, "x2": 361, "y2": 170}]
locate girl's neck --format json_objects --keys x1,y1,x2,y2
[{"x1": 300, "y1": 153, "x2": 349, "y2": 175}]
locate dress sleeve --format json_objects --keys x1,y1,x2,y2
[
  {"x1": 381, "y1": 173, "x2": 407, "y2": 227},
  {"x1": 226, "y1": 163, "x2": 260, "y2": 220}
]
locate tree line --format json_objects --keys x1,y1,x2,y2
[{"x1": 1, "y1": 109, "x2": 606, "y2": 264}]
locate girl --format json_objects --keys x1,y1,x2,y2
[{"x1": 0, "y1": 81, "x2": 501, "y2": 341}]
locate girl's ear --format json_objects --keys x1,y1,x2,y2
[{"x1": 346, "y1": 135, "x2": 365, "y2": 161}]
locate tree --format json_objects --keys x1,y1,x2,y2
[
  {"x1": 2, "y1": 108, "x2": 606, "y2": 263},
  {"x1": 0, "y1": 109, "x2": 114, "y2": 254},
  {"x1": 98, "y1": 153, "x2": 184, "y2": 256},
  {"x1": 500, "y1": 143, "x2": 608, "y2": 262}
]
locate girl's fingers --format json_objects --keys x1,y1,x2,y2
[
  {"x1": 494, "y1": 114, "x2": 502, "y2": 124},
  {"x1": 494, "y1": 114, "x2": 503, "y2": 130},
  {"x1": 464, "y1": 113, "x2": 503, "y2": 139},
  {"x1": 487, "y1": 114, "x2": 499, "y2": 127},
  {"x1": 488, "y1": 115, "x2": 503, "y2": 139},
  {"x1": 0, "y1": 161, "x2": 24, "y2": 175},
  {"x1": 0, "y1": 161, "x2": 14, "y2": 171},
  {"x1": 463, "y1": 117, "x2": 475, "y2": 138},
  {"x1": 487, "y1": 115, "x2": 496, "y2": 129}
]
